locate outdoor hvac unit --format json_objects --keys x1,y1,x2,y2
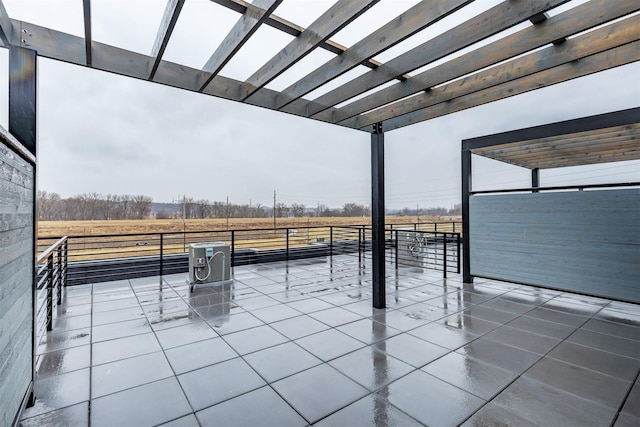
[
  {"x1": 396, "y1": 229, "x2": 428, "y2": 267},
  {"x1": 188, "y1": 242, "x2": 231, "y2": 291}
]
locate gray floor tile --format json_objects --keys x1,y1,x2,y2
[
  {"x1": 272, "y1": 364, "x2": 369, "y2": 424},
  {"x1": 91, "y1": 378, "x2": 191, "y2": 427},
  {"x1": 51, "y1": 314, "x2": 91, "y2": 332},
  {"x1": 370, "y1": 308, "x2": 432, "y2": 331},
  {"x1": 244, "y1": 341, "x2": 322, "y2": 382},
  {"x1": 456, "y1": 338, "x2": 542, "y2": 374},
  {"x1": 382, "y1": 370, "x2": 485, "y2": 427},
  {"x1": 19, "y1": 402, "x2": 89, "y2": 427},
  {"x1": 525, "y1": 307, "x2": 589, "y2": 327},
  {"x1": 408, "y1": 322, "x2": 481, "y2": 350},
  {"x1": 581, "y1": 318, "x2": 640, "y2": 341},
  {"x1": 91, "y1": 352, "x2": 173, "y2": 398},
  {"x1": 483, "y1": 325, "x2": 562, "y2": 355},
  {"x1": 91, "y1": 317, "x2": 152, "y2": 342},
  {"x1": 462, "y1": 305, "x2": 519, "y2": 324},
  {"x1": 270, "y1": 314, "x2": 331, "y2": 339},
  {"x1": 196, "y1": 386, "x2": 307, "y2": 426},
  {"x1": 294, "y1": 328, "x2": 365, "y2": 361},
  {"x1": 164, "y1": 337, "x2": 238, "y2": 374},
  {"x1": 286, "y1": 297, "x2": 335, "y2": 314},
  {"x1": 615, "y1": 412, "x2": 640, "y2": 427},
  {"x1": 178, "y1": 357, "x2": 266, "y2": 411},
  {"x1": 37, "y1": 328, "x2": 91, "y2": 354},
  {"x1": 315, "y1": 394, "x2": 423, "y2": 427},
  {"x1": 155, "y1": 321, "x2": 218, "y2": 350},
  {"x1": 461, "y1": 402, "x2": 540, "y2": 427},
  {"x1": 525, "y1": 357, "x2": 632, "y2": 409},
  {"x1": 92, "y1": 306, "x2": 146, "y2": 326},
  {"x1": 328, "y1": 346, "x2": 415, "y2": 391},
  {"x1": 337, "y1": 318, "x2": 402, "y2": 345},
  {"x1": 223, "y1": 325, "x2": 289, "y2": 355},
  {"x1": 157, "y1": 414, "x2": 200, "y2": 427},
  {"x1": 568, "y1": 328, "x2": 640, "y2": 359},
  {"x1": 91, "y1": 332, "x2": 161, "y2": 365},
  {"x1": 397, "y1": 302, "x2": 451, "y2": 322},
  {"x1": 493, "y1": 376, "x2": 617, "y2": 427},
  {"x1": 206, "y1": 311, "x2": 264, "y2": 335},
  {"x1": 252, "y1": 303, "x2": 303, "y2": 323},
  {"x1": 621, "y1": 382, "x2": 640, "y2": 418},
  {"x1": 423, "y1": 352, "x2": 518, "y2": 401},
  {"x1": 506, "y1": 315, "x2": 576, "y2": 339},
  {"x1": 548, "y1": 341, "x2": 640, "y2": 381},
  {"x1": 374, "y1": 333, "x2": 449, "y2": 368},
  {"x1": 309, "y1": 306, "x2": 364, "y2": 327}
]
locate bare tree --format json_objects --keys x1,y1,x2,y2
[{"x1": 291, "y1": 203, "x2": 306, "y2": 217}]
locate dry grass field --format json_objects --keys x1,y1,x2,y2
[{"x1": 38, "y1": 216, "x2": 460, "y2": 238}]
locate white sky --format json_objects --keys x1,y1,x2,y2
[{"x1": 1, "y1": 0, "x2": 638, "y2": 209}]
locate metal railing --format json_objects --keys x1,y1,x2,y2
[
  {"x1": 390, "y1": 229, "x2": 461, "y2": 277},
  {"x1": 36, "y1": 222, "x2": 460, "y2": 285},
  {"x1": 35, "y1": 237, "x2": 68, "y2": 336}
]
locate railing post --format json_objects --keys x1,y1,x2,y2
[
  {"x1": 286, "y1": 228, "x2": 290, "y2": 261},
  {"x1": 456, "y1": 233, "x2": 461, "y2": 274},
  {"x1": 46, "y1": 254, "x2": 53, "y2": 332},
  {"x1": 395, "y1": 230, "x2": 398, "y2": 270},
  {"x1": 453, "y1": 222, "x2": 456, "y2": 233},
  {"x1": 63, "y1": 240, "x2": 68, "y2": 287},
  {"x1": 56, "y1": 245, "x2": 62, "y2": 305},
  {"x1": 330, "y1": 226, "x2": 333, "y2": 257},
  {"x1": 434, "y1": 223, "x2": 438, "y2": 232},
  {"x1": 358, "y1": 227, "x2": 362, "y2": 266},
  {"x1": 231, "y1": 230, "x2": 235, "y2": 268},
  {"x1": 159, "y1": 233, "x2": 164, "y2": 278},
  {"x1": 443, "y1": 233, "x2": 447, "y2": 279}
]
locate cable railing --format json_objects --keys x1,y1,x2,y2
[
  {"x1": 389, "y1": 229, "x2": 461, "y2": 277},
  {"x1": 35, "y1": 236, "x2": 68, "y2": 339},
  {"x1": 36, "y1": 222, "x2": 460, "y2": 286}
]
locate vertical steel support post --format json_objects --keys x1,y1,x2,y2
[
  {"x1": 394, "y1": 230, "x2": 398, "y2": 270},
  {"x1": 56, "y1": 246, "x2": 62, "y2": 304},
  {"x1": 462, "y1": 146, "x2": 473, "y2": 283},
  {"x1": 159, "y1": 234, "x2": 164, "y2": 278},
  {"x1": 532, "y1": 168, "x2": 540, "y2": 193},
  {"x1": 231, "y1": 230, "x2": 235, "y2": 268},
  {"x1": 443, "y1": 234, "x2": 448, "y2": 278},
  {"x1": 286, "y1": 228, "x2": 290, "y2": 261},
  {"x1": 330, "y1": 226, "x2": 333, "y2": 257},
  {"x1": 371, "y1": 123, "x2": 386, "y2": 309},
  {"x1": 456, "y1": 234, "x2": 461, "y2": 274},
  {"x1": 10, "y1": 45, "x2": 38, "y2": 406}
]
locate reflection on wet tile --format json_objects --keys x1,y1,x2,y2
[
  {"x1": 315, "y1": 394, "x2": 423, "y2": 427},
  {"x1": 252, "y1": 304, "x2": 303, "y2": 323},
  {"x1": 272, "y1": 364, "x2": 368, "y2": 424},
  {"x1": 92, "y1": 306, "x2": 146, "y2": 326},
  {"x1": 51, "y1": 314, "x2": 91, "y2": 332},
  {"x1": 224, "y1": 325, "x2": 289, "y2": 355},
  {"x1": 295, "y1": 329, "x2": 365, "y2": 362},
  {"x1": 383, "y1": 370, "x2": 485, "y2": 427},
  {"x1": 36, "y1": 345, "x2": 90, "y2": 379},
  {"x1": 525, "y1": 307, "x2": 589, "y2": 327},
  {"x1": 206, "y1": 311, "x2": 264, "y2": 335},
  {"x1": 461, "y1": 402, "x2": 539, "y2": 427},
  {"x1": 493, "y1": 376, "x2": 616, "y2": 426},
  {"x1": 309, "y1": 306, "x2": 363, "y2": 327},
  {"x1": 196, "y1": 386, "x2": 307, "y2": 426},
  {"x1": 375, "y1": 333, "x2": 448, "y2": 368},
  {"x1": 285, "y1": 297, "x2": 335, "y2": 313},
  {"x1": 165, "y1": 337, "x2": 237, "y2": 375},
  {"x1": 483, "y1": 325, "x2": 562, "y2": 355},
  {"x1": 91, "y1": 378, "x2": 191, "y2": 427},
  {"x1": 178, "y1": 357, "x2": 265, "y2": 411},
  {"x1": 582, "y1": 318, "x2": 640, "y2": 341},
  {"x1": 337, "y1": 318, "x2": 401, "y2": 345},
  {"x1": 20, "y1": 402, "x2": 89, "y2": 427},
  {"x1": 548, "y1": 341, "x2": 640, "y2": 381},
  {"x1": 23, "y1": 369, "x2": 90, "y2": 418},
  {"x1": 91, "y1": 317, "x2": 151, "y2": 342},
  {"x1": 244, "y1": 342, "x2": 322, "y2": 382},
  {"x1": 423, "y1": 352, "x2": 517, "y2": 400},
  {"x1": 408, "y1": 322, "x2": 480, "y2": 350},
  {"x1": 506, "y1": 315, "x2": 576, "y2": 339},
  {"x1": 37, "y1": 328, "x2": 91, "y2": 354},
  {"x1": 328, "y1": 346, "x2": 414, "y2": 391},
  {"x1": 371, "y1": 309, "x2": 431, "y2": 332},
  {"x1": 525, "y1": 357, "x2": 631, "y2": 409},
  {"x1": 91, "y1": 352, "x2": 173, "y2": 398}
]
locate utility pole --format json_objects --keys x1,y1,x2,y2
[
  {"x1": 273, "y1": 190, "x2": 276, "y2": 229},
  {"x1": 249, "y1": 198, "x2": 252, "y2": 220}
]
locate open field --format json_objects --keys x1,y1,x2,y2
[{"x1": 38, "y1": 216, "x2": 460, "y2": 238}]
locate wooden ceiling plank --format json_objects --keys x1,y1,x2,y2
[
  {"x1": 274, "y1": 0, "x2": 473, "y2": 109},
  {"x1": 352, "y1": 18, "x2": 639, "y2": 129},
  {"x1": 240, "y1": 0, "x2": 379, "y2": 101},
  {"x1": 337, "y1": 0, "x2": 639, "y2": 126},
  {"x1": 382, "y1": 42, "x2": 640, "y2": 131},
  {"x1": 199, "y1": 0, "x2": 283, "y2": 91},
  {"x1": 149, "y1": 0, "x2": 186, "y2": 80},
  {"x1": 307, "y1": 0, "x2": 571, "y2": 119}
]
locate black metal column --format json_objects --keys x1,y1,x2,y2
[
  {"x1": 462, "y1": 146, "x2": 473, "y2": 283},
  {"x1": 532, "y1": 168, "x2": 540, "y2": 193},
  {"x1": 9, "y1": 46, "x2": 38, "y2": 407},
  {"x1": 371, "y1": 122, "x2": 385, "y2": 309}
]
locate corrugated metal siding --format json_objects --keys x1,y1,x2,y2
[
  {"x1": 0, "y1": 138, "x2": 34, "y2": 426},
  {"x1": 470, "y1": 189, "x2": 640, "y2": 302}
]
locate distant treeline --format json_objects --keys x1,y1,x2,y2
[{"x1": 37, "y1": 191, "x2": 461, "y2": 221}]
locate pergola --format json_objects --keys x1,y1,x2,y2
[{"x1": 3, "y1": 0, "x2": 639, "y2": 310}]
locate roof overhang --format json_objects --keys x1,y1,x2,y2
[{"x1": 1, "y1": 0, "x2": 638, "y2": 133}]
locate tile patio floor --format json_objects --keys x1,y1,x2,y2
[{"x1": 20, "y1": 255, "x2": 640, "y2": 426}]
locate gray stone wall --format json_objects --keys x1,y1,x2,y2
[
  {"x1": 470, "y1": 189, "x2": 640, "y2": 302},
  {"x1": 0, "y1": 132, "x2": 35, "y2": 426}
]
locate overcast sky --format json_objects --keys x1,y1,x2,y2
[{"x1": 1, "y1": 0, "x2": 638, "y2": 209}]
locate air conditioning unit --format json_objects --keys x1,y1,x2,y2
[{"x1": 188, "y1": 242, "x2": 232, "y2": 291}]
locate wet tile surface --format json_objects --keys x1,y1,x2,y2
[{"x1": 20, "y1": 256, "x2": 640, "y2": 426}]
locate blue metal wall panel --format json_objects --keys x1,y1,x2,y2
[{"x1": 470, "y1": 189, "x2": 640, "y2": 302}]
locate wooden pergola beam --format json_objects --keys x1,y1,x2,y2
[
  {"x1": 149, "y1": 0, "x2": 186, "y2": 80},
  {"x1": 82, "y1": 0, "x2": 92, "y2": 66}
]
